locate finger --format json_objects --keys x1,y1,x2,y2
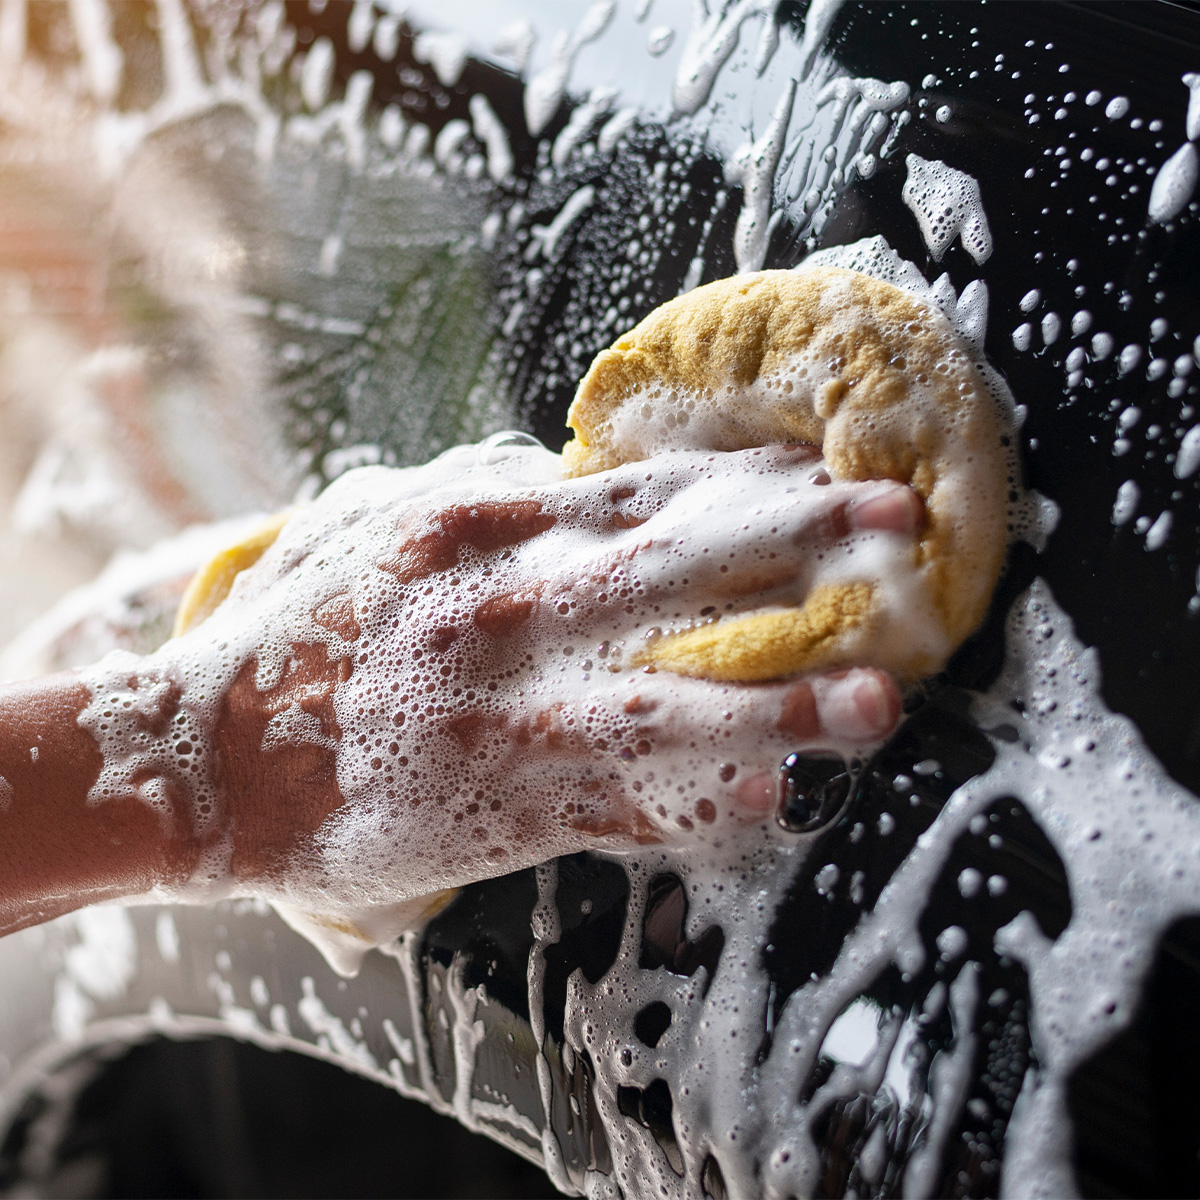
[
  {"x1": 810, "y1": 667, "x2": 903, "y2": 742},
  {"x1": 546, "y1": 664, "x2": 902, "y2": 828},
  {"x1": 789, "y1": 482, "x2": 924, "y2": 548},
  {"x1": 776, "y1": 669, "x2": 903, "y2": 744},
  {"x1": 733, "y1": 668, "x2": 903, "y2": 817},
  {"x1": 848, "y1": 484, "x2": 925, "y2": 534}
]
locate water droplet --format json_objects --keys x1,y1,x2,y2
[
  {"x1": 477, "y1": 429, "x2": 545, "y2": 466},
  {"x1": 776, "y1": 753, "x2": 855, "y2": 833}
]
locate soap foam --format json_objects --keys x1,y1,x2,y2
[
  {"x1": 565, "y1": 258, "x2": 1025, "y2": 669},
  {"x1": 71, "y1": 243, "x2": 1036, "y2": 980},
  {"x1": 541, "y1": 578, "x2": 1200, "y2": 1200}
]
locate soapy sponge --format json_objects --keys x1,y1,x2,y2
[{"x1": 563, "y1": 267, "x2": 1010, "y2": 681}]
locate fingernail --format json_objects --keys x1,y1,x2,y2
[
  {"x1": 778, "y1": 682, "x2": 820, "y2": 740},
  {"x1": 849, "y1": 488, "x2": 920, "y2": 534},
  {"x1": 814, "y1": 672, "x2": 885, "y2": 742},
  {"x1": 853, "y1": 674, "x2": 894, "y2": 734},
  {"x1": 736, "y1": 772, "x2": 775, "y2": 813}
]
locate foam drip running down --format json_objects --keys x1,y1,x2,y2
[
  {"x1": 69, "y1": 238, "x2": 1028, "y2": 974},
  {"x1": 1148, "y1": 73, "x2": 1200, "y2": 225},
  {"x1": 518, "y1": 241, "x2": 1096, "y2": 1199},
  {"x1": 68, "y1": 238, "x2": 1086, "y2": 1194},
  {"x1": 558, "y1": 571, "x2": 1200, "y2": 1199}
]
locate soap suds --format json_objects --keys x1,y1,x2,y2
[
  {"x1": 524, "y1": 1, "x2": 615, "y2": 137},
  {"x1": 673, "y1": 0, "x2": 784, "y2": 118},
  {"x1": 901, "y1": 154, "x2": 994, "y2": 264},
  {"x1": 61, "y1": 240, "x2": 1028, "y2": 986},
  {"x1": 1149, "y1": 142, "x2": 1199, "y2": 224},
  {"x1": 730, "y1": 80, "x2": 796, "y2": 273},
  {"x1": 553, "y1": 576, "x2": 1200, "y2": 1199}
]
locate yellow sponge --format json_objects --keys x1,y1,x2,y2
[
  {"x1": 564, "y1": 268, "x2": 1009, "y2": 682},
  {"x1": 633, "y1": 582, "x2": 876, "y2": 682},
  {"x1": 173, "y1": 510, "x2": 292, "y2": 637}
]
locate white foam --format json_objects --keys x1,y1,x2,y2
[
  {"x1": 73, "y1": 436, "x2": 961, "y2": 969},
  {"x1": 373, "y1": 14, "x2": 401, "y2": 61},
  {"x1": 71, "y1": 0, "x2": 123, "y2": 104},
  {"x1": 492, "y1": 20, "x2": 535, "y2": 73},
  {"x1": 598, "y1": 106, "x2": 639, "y2": 155},
  {"x1": 646, "y1": 26, "x2": 674, "y2": 57},
  {"x1": 673, "y1": 0, "x2": 781, "y2": 117},
  {"x1": 379, "y1": 104, "x2": 406, "y2": 149},
  {"x1": 524, "y1": 0, "x2": 615, "y2": 137},
  {"x1": 413, "y1": 31, "x2": 468, "y2": 88},
  {"x1": 1184, "y1": 72, "x2": 1200, "y2": 141},
  {"x1": 901, "y1": 155, "x2": 994, "y2": 264},
  {"x1": 551, "y1": 86, "x2": 616, "y2": 168},
  {"x1": 434, "y1": 119, "x2": 471, "y2": 170},
  {"x1": 552, "y1": 577, "x2": 1200, "y2": 1199},
  {"x1": 1145, "y1": 509, "x2": 1173, "y2": 551},
  {"x1": 300, "y1": 37, "x2": 334, "y2": 111},
  {"x1": 53, "y1": 906, "x2": 138, "y2": 1041},
  {"x1": 58, "y1": 242, "x2": 1036, "y2": 995},
  {"x1": 347, "y1": 0, "x2": 375, "y2": 56},
  {"x1": 803, "y1": 235, "x2": 996, "y2": 356},
  {"x1": 1118, "y1": 343, "x2": 1143, "y2": 374},
  {"x1": 797, "y1": 0, "x2": 844, "y2": 79},
  {"x1": 469, "y1": 94, "x2": 514, "y2": 184},
  {"x1": 1176, "y1": 424, "x2": 1200, "y2": 479},
  {"x1": 816, "y1": 75, "x2": 910, "y2": 134},
  {"x1": 155, "y1": 910, "x2": 180, "y2": 963},
  {"x1": 525, "y1": 184, "x2": 595, "y2": 262},
  {"x1": 1112, "y1": 479, "x2": 1140, "y2": 524},
  {"x1": 731, "y1": 80, "x2": 796, "y2": 273},
  {"x1": 0, "y1": 515, "x2": 275, "y2": 683}
]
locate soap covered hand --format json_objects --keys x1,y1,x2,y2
[
  {"x1": 0, "y1": 440, "x2": 919, "y2": 946},
  {"x1": 185, "y1": 441, "x2": 920, "y2": 908}
]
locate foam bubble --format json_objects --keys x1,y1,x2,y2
[
  {"x1": 77, "y1": 434, "x2": 959, "y2": 965},
  {"x1": 1149, "y1": 142, "x2": 1199, "y2": 224}
]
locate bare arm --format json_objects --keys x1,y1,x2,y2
[{"x1": 0, "y1": 674, "x2": 194, "y2": 935}]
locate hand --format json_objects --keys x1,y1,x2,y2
[
  {"x1": 193, "y1": 444, "x2": 918, "y2": 907},
  {"x1": 0, "y1": 443, "x2": 922, "y2": 937}
]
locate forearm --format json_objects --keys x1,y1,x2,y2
[{"x1": 0, "y1": 673, "x2": 194, "y2": 935}]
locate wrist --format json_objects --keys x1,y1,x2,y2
[{"x1": 0, "y1": 671, "x2": 194, "y2": 933}]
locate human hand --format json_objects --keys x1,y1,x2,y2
[
  {"x1": 0, "y1": 441, "x2": 923, "y2": 946},
  {"x1": 180, "y1": 442, "x2": 919, "y2": 907}
]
